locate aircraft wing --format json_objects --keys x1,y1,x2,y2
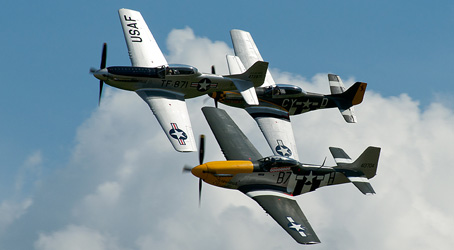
[
  {"x1": 202, "y1": 107, "x2": 262, "y2": 161},
  {"x1": 245, "y1": 106, "x2": 300, "y2": 161},
  {"x1": 118, "y1": 8, "x2": 168, "y2": 67},
  {"x1": 243, "y1": 190, "x2": 320, "y2": 244},
  {"x1": 136, "y1": 89, "x2": 196, "y2": 152},
  {"x1": 230, "y1": 29, "x2": 276, "y2": 87}
]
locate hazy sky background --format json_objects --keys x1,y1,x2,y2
[{"x1": 1, "y1": 0, "x2": 453, "y2": 249}]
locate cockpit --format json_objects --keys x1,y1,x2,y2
[
  {"x1": 158, "y1": 64, "x2": 199, "y2": 77},
  {"x1": 106, "y1": 65, "x2": 199, "y2": 79},
  {"x1": 258, "y1": 155, "x2": 300, "y2": 170},
  {"x1": 258, "y1": 84, "x2": 306, "y2": 98}
]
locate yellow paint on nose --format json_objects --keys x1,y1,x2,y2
[
  {"x1": 192, "y1": 161, "x2": 254, "y2": 188},
  {"x1": 191, "y1": 164, "x2": 208, "y2": 179}
]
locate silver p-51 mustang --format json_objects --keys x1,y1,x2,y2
[{"x1": 91, "y1": 9, "x2": 268, "y2": 152}]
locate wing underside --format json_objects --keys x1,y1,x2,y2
[
  {"x1": 136, "y1": 89, "x2": 196, "y2": 152},
  {"x1": 246, "y1": 106, "x2": 300, "y2": 161},
  {"x1": 202, "y1": 107, "x2": 262, "y2": 161},
  {"x1": 244, "y1": 190, "x2": 320, "y2": 244},
  {"x1": 118, "y1": 8, "x2": 167, "y2": 67}
]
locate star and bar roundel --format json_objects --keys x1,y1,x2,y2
[
  {"x1": 191, "y1": 78, "x2": 218, "y2": 92},
  {"x1": 275, "y1": 140, "x2": 292, "y2": 157},
  {"x1": 169, "y1": 123, "x2": 188, "y2": 145}
]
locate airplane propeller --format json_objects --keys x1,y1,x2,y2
[
  {"x1": 98, "y1": 43, "x2": 107, "y2": 106},
  {"x1": 182, "y1": 134, "x2": 206, "y2": 207},
  {"x1": 210, "y1": 66, "x2": 218, "y2": 107}
]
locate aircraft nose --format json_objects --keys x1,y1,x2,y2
[
  {"x1": 191, "y1": 164, "x2": 208, "y2": 179},
  {"x1": 92, "y1": 68, "x2": 108, "y2": 80}
]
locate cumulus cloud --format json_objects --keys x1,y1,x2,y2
[
  {"x1": 166, "y1": 27, "x2": 233, "y2": 74},
  {"x1": 1, "y1": 27, "x2": 453, "y2": 250}
]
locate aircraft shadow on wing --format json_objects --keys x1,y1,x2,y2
[
  {"x1": 184, "y1": 107, "x2": 381, "y2": 244},
  {"x1": 209, "y1": 29, "x2": 367, "y2": 161},
  {"x1": 90, "y1": 9, "x2": 269, "y2": 152}
]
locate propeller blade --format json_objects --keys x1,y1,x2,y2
[
  {"x1": 199, "y1": 135, "x2": 205, "y2": 165},
  {"x1": 198, "y1": 178, "x2": 202, "y2": 207},
  {"x1": 100, "y1": 43, "x2": 107, "y2": 69},
  {"x1": 182, "y1": 165, "x2": 193, "y2": 173},
  {"x1": 98, "y1": 43, "x2": 107, "y2": 106},
  {"x1": 211, "y1": 65, "x2": 216, "y2": 74},
  {"x1": 214, "y1": 99, "x2": 218, "y2": 108},
  {"x1": 98, "y1": 80, "x2": 103, "y2": 106}
]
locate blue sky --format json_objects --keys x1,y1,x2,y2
[{"x1": 1, "y1": 1, "x2": 454, "y2": 249}]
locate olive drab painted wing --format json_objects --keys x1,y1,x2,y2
[
  {"x1": 244, "y1": 190, "x2": 320, "y2": 244},
  {"x1": 202, "y1": 107, "x2": 262, "y2": 161}
]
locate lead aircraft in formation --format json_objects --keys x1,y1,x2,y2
[
  {"x1": 185, "y1": 107, "x2": 381, "y2": 244},
  {"x1": 91, "y1": 9, "x2": 268, "y2": 152},
  {"x1": 210, "y1": 29, "x2": 367, "y2": 161}
]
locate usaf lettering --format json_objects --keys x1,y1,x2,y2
[{"x1": 123, "y1": 15, "x2": 142, "y2": 42}]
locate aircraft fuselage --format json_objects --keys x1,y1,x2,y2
[
  {"x1": 94, "y1": 66, "x2": 238, "y2": 99},
  {"x1": 192, "y1": 156, "x2": 351, "y2": 196},
  {"x1": 210, "y1": 88, "x2": 344, "y2": 116}
]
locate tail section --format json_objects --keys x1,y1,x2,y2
[
  {"x1": 227, "y1": 60, "x2": 268, "y2": 87},
  {"x1": 330, "y1": 146, "x2": 381, "y2": 195},
  {"x1": 226, "y1": 55, "x2": 246, "y2": 75},
  {"x1": 328, "y1": 74, "x2": 367, "y2": 123},
  {"x1": 225, "y1": 58, "x2": 269, "y2": 105}
]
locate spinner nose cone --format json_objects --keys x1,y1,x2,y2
[
  {"x1": 191, "y1": 164, "x2": 207, "y2": 179},
  {"x1": 92, "y1": 68, "x2": 108, "y2": 81}
]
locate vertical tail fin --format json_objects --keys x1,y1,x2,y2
[
  {"x1": 330, "y1": 146, "x2": 381, "y2": 195},
  {"x1": 328, "y1": 74, "x2": 367, "y2": 123},
  {"x1": 225, "y1": 58, "x2": 268, "y2": 105}
]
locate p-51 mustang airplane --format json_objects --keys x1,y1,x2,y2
[
  {"x1": 209, "y1": 29, "x2": 367, "y2": 160},
  {"x1": 185, "y1": 107, "x2": 380, "y2": 244},
  {"x1": 90, "y1": 9, "x2": 268, "y2": 152}
]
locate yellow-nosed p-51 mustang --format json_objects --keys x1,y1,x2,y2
[
  {"x1": 185, "y1": 107, "x2": 380, "y2": 244},
  {"x1": 91, "y1": 9, "x2": 268, "y2": 152}
]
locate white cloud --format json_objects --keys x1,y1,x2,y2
[
  {"x1": 166, "y1": 27, "x2": 233, "y2": 74},
  {"x1": 0, "y1": 199, "x2": 32, "y2": 234},
  {"x1": 1, "y1": 27, "x2": 453, "y2": 250},
  {"x1": 34, "y1": 225, "x2": 121, "y2": 250}
]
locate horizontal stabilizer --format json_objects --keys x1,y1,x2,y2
[
  {"x1": 340, "y1": 108, "x2": 357, "y2": 123},
  {"x1": 230, "y1": 79, "x2": 259, "y2": 105},
  {"x1": 347, "y1": 176, "x2": 376, "y2": 195},
  {"x1": 330, "y1": 146, "x2": 381, "y2": 195},
  {"x1": 329, "y1": 147, "x2": 353, "y2": 165},
  {"x1": 226, "y1": 55, "x2": 259, "y2": 105},
  {"x1": 328, "y1": 74, "x2": 367, "y2": 123},
  {"x1": 226, "y1": 61, "x2": 268, "y2": 87},
  {"x1": 226, "y1": 59, "x2": 268, "y2": 105},
  {"x1": 226, "y1": 55, "x2": 246, "y2": 74}
]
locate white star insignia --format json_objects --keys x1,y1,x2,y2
[
  {"x1": 198, "y1": 79, "x2": 210, "y2": 91},
  {"x1": 303, "y1": 99, "x2": 311, "y2": 108},
  {"x1": 171, "y1": 130, "x2": 185, "y2": 139}
]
